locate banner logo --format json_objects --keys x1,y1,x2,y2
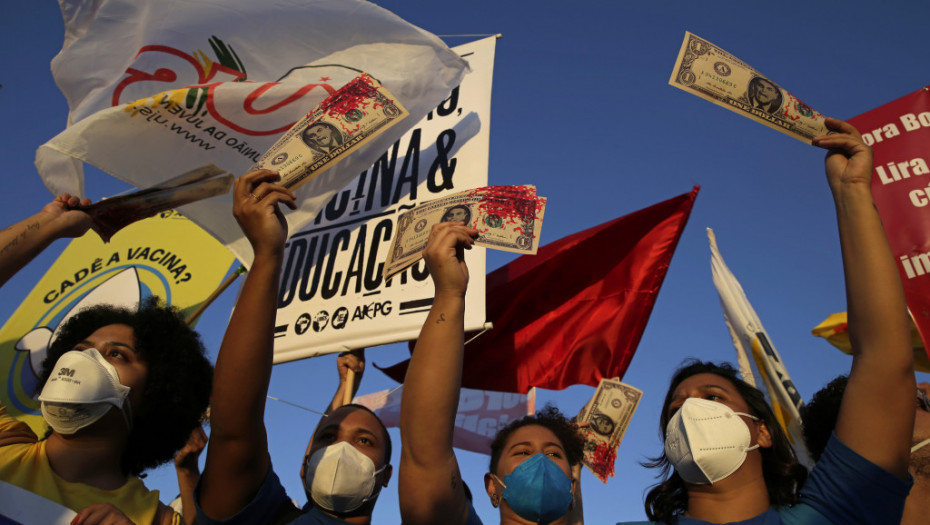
[{"x1": 114, "y1": 36, "x2": 339, "y2": 137}]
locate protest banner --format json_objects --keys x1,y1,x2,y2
[
  {"x1": 849, "y1": 87, "x2": 930, "y2": 360},
  {"x1": 36, "y1": 0, "x2": 469, "y2": 266},
  {"x1": 708, "y1": 228, "x2": 812, "y2": 466},
  {"x1": 380, "y1": 187, "x2": 699, "y2": 393},
  {"x1": 271, "y1": 37, "x2": 496, "y2": 361},
  {"x1": 354, "y1": 385, "x2": 527, "y2": 455},
  {"x1": 0, "y1": 212, "x2": 234, "y2": 435}
]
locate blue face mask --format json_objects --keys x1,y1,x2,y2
[{"x1": 494, "y1": 453, "x2": 573, "y2": 523}]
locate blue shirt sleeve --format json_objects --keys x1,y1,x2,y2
[
  {"x1": 194, "y1": 467, "x2": 292, "y2": 525},
  {"x1": 800, "y1": 433, "x2": 912, "y2": 525},
  {"x1": 465, "y1": 500, "x2": 484, "y2": 525}
]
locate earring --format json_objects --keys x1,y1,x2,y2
[{"x1": 490, "y1": 493, "x2": 500, "y2": 508}]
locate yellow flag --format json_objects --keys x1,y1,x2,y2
[
  {"x1": 812, "y1": 312, "x2": 930, "y2": 373},
  {"x1": 0, "y1": 211, "x2": 233, "y2": 434}
]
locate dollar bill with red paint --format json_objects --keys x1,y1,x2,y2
[
  {"x1": 383, "y1": 185, "x2": 547, "y2": 280},
  {"x1": 576, "y1": 378, "x2": 642, "y2": 483},
  {"x1": 251, "y1": 73, "x2": 409, "y2": 190}
]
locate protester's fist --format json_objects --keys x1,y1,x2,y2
[
  {"x1": 174, "y1": 424, "x2": 208, "y2": 472},
  {"x1": 43, "y1": 193, "x2": 92, "y2": 238},
  {"x1": 812, "y1": 118, "x2": 874, "y2": 194},
  {"x1": 233, "y1": 170, "x2": 296, "y2": 257},
  {"x1": 422, "y1": 222, "x2": 477, "y2": 298},
  {"x1": 337, "y1": 349, "x2": 366, "y2": 384}
]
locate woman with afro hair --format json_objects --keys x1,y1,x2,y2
[{"x1": 0, "y1": 194, "x2": 212, "y2": 525}]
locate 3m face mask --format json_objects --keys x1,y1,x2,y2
[
  {"x1": 303, "y1": 441, "x2": 387, "y2": 513},
  {"x1": 664, "y1": 397, "x2": 760, "y2": 484},
  {"x1": 38, "y1": 348, "x2": 132, "y2": 434}
]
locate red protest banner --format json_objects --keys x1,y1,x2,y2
[{"x1": 849, "y1": 87, "x2": 930, "y2": 360}]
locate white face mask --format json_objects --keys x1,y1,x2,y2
[
  {"x1": 664, "y1": 397, "x2": 760, "y2": 484},
  {"x1": 303, "y1": 441, "x2": 387, "y2": 513},
  {"x1": 38, "y1": 348, "x2": 132, "y2": 434}
]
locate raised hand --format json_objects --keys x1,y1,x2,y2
[
  {"x1": 422, "y1": 222, "x2": 477, "y2": 299},
  {"x1": 812, "y1": 117, "x2": 874, "y2": 193},
  {"x1": 232, "y1": 170, "x2": 296, "y2": 257}
]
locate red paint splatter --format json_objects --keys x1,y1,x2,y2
[
  {"x1": 467, "y1": 186, "x2": 543, "y2": 238},
  {"x1": 310, "y1": 74, "x2": 394, "y2": 136},
  {"x1": 583, "y1": 436, "x2": 618, "y2": 483}
]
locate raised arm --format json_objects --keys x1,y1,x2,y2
[
  {"x1": 0, "y1": 194, "x2": 91, "y2": 288},
  {"x1": 328, "y1": 349, "x2": 365, "y2": 414},
  {"x1": 399, "y1": 222, "x2": 477, "y2": 525},
  {"x1": 174, "y1": 424, "x2": 207, "y2": 525},
  {"x1": 813, "y1": 118, "x2": 914, "y2": 477},
  {"x1": 199, "y1": 170, "x2": 296, "y2": 518}
]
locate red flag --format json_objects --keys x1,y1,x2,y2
[
  {"x1": 378, "y1": 187, "x2": 699, "y2": 393},
  {"x1": 849, "y1": 87, "x2": 930, "y2": 360}
]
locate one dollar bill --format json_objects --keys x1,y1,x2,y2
[
  {"x1": 576, "y1": 378, "x2": 642, "y2": 483},
  {"x1": 251, "y1": 73, "x2": 408, "y2": 191},
  {"x1": 383, "y1": 186, "x2": 547, "y2": 280},
  {"x1": 669, "y1": 31, "x2": 827, "y2": 143}
]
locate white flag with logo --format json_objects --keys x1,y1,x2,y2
[
  {"x1": 708, "y1": 228, "x2": 813, "y2": 467},
  {"x1": 37, "y1": 0, "x2": 468, "y2": 265}
]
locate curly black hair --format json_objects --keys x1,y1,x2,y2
[
  {"x1": 489, "y1": 404, "x2": 584, "y2": 476},
  {"x1": 642, "y1": 360, "x2": 807, "y2": 523},
  {"x1": 36, "y1": 297, "x2": 213, "y2": 477},
  {"x1": 799, "y1": 375, "x2": 847, "y2": 462}
]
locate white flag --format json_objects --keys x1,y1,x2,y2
[
  {"x1": 37, "y1": 0, "x2": 469, "y2": 266},
  {"x1": 708, "y1": 228, "x2": 813, "y2": 466}
]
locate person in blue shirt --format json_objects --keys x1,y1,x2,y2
[
  {"x1": 196, "y1": 170, "x2": 392, "y2": 525},
  {"x1": 620, "y1": 118, "x2": 915, "y2": 525},
  {"x1": 397, "y1": 220, "x2": 585, "y2": 525}
]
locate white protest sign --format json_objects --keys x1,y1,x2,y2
[{"x1": 271, "y1": 37, "x2": 496, "y2": 361}]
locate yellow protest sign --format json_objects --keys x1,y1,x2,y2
[{"x1": 0, "y1": 211, "x2": 233, "y2": 434}]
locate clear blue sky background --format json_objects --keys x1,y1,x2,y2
[{"x1": 2, "y1": 1, "x2": 929, "y2": 523}]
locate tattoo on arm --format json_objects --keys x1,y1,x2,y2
[
  {"x1": 0, "y1": 222, "x2": 40, "y2": 257},
  {"x1": 0, "y1": 236, "x2": 20, "y2": 257},
  {"x1": 436, "y1": 313, "x2": 446, "y2": 324}
]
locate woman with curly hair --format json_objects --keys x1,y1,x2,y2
[
  {"x1": 621, "y1": 119, "x2": 915, "y2": 525},
  {"x1": 0, "y1": 195, "x2": 212, "y2": 525},
  {"x1": 398, "y1": 221, "x2": 584, "y2": 525}
]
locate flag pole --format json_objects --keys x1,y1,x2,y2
[{"x1": 185, "y1": 265, "x2": 246, "y2": 326}]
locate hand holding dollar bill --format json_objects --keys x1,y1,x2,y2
[
  {"x1": 669, "y1": 31, "x2": 827, "y2": 143},
  {"x1": 250, "y1": 73, "x2": 408, "y2": 191},
  {"x1": 576, "y1": 378, "x2": 643, "y2": 483},
  {"x1": 78, "y1": 164, "x2": 232, "y2": 242},
  {"x1": 383, "y1": 185, "x2": 547, "y2": 280}
]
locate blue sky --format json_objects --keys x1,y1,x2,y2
[{"x1": 2, "y1": 1, "x2": 929, "y2": 523}]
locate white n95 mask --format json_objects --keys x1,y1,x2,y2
[
  {"x1": 38, "y1": 348, "x2": 132, "y2": 435},
  {"x1": 664, "y1": 397, "x2": 760, "y2": 484},
  {"x1": 303, "y1": 441, "x2": 386, "y2": 513}
]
